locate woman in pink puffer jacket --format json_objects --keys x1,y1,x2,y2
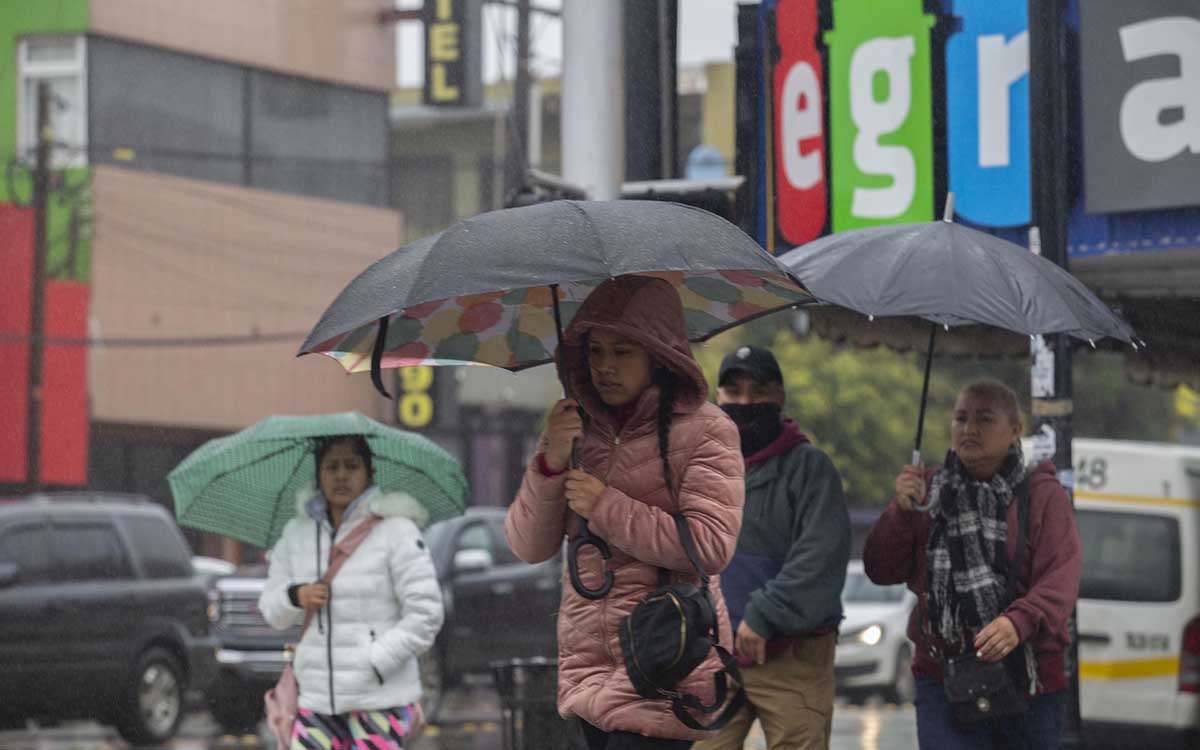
[{"x1": 505, "y1": 275, "x2": 745, "y2": 749}]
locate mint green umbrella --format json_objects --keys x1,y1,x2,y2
[{"x1": 168, "y1": 412, "x2": 467, "y2": 548}]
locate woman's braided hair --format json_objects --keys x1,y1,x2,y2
[{"x1": 655, "y1": 367, "x2": 679, "y2": 495}]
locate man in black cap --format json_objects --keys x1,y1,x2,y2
[{"x1": 696, "y1": 345, "x2": 850, "y2": 750}]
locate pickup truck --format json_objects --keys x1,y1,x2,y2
[{"x1": 206, "y1": 507, "x2": 561, "y2": 731}]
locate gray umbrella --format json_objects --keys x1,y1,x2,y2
[
  {"x1": 778, "y1": 198, "x2": 1138, "y2": 481},
  {"x1": 300, "y1": 199, "x2": 811, "y2": 391},
  {"x1": 301, "y1": 199, "x2": 812, "y2": 599}
]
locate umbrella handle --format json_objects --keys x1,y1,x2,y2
[
  {"x1": 908, "y1": 448, "x2": 935, "y2": 513},
  {"x1": 567, "y1": 522, "x2": 614, "y2": 600}
]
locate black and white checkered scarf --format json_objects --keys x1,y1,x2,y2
[{"x1": 926, "y1": 445, "x2": 1025, "y2": 654}]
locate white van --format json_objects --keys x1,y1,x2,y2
[{"x1": 1062, "y1": 439, "x2": 1200, "y2": 747}]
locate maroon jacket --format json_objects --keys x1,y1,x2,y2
[{"x1": 862, "y1": 460, "x2": 1082, "y2": 694}]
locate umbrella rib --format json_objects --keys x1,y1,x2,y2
[
  {"x1": 187, "y1": 442, "x2": 304, "y2": 516},
  {"x1": 372, "y1": 452, "x2": 465, "y2": 501},
  {"x1": 268, "y1": 446, "x2": 314, "y2": 545},
  {"x1": 566, "y1": 202, "x2": 611, "y2": 277}
]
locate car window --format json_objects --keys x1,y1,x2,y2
[
  {"x1": 50, "y1": 522, "x2": 135, "y2": 582},
  {"x1": 487, "y1": 517, "x2": 521, "y2": 566},
  {"x1": 842, "y1": 571, "x2": 906, "y2": 603},
  {"x1": 0, "y1": 522, "x2": 56, "y2": 586},
  {"x1": 456, "y1": 523, "x2": 493, "y2": 556},
  {"x1": 1077, "y1": 509, "x2": 1180, "y2": 602},
  {"x1": 124, "y1": 516, "x2": 193, "y2": 578}
]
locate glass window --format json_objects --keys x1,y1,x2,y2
[
  {"x1": 89, "y1": 37, "x2": 244, "y2": 183},
  {"x1": 1077, "y1": 510, "x2": 1181, "y2": 602},
  {"x1": 123, "y1": 516, "x2": 192, "y2": 579},
  {"x1": 456, "y1": 523, "x2": 492, "y2": 555},
  {"x1": 49, "y1": 522, "x2": 134, "y2": 582},
  {"x1": 0, "y1": 522, "x2": 56, "y2": 586},
  {"x1": 842, "y1": 571, "x2": 906, "y2": 603},
  {"x1": 18, "y1": 36, "x2": 87, "y2": 168},
  {"x1": 248, "y1": 70, "x2": 389, "y2": 206},
  {"x1": 393, "y1": 155, "x2": 455, "y2": 234}
]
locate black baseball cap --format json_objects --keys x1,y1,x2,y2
[{"x1": 718, "y1": 345, "x2": 783, "y2": 386}]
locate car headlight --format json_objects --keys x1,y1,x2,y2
[
  {"x1": 206, "y1": 589, "x2": 222, "y2": 623},
  {"x1": 853, "y1": 624, "x2": 884, "y2": 646}
]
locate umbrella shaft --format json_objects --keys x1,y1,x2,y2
[{"x1": 914, "y1": 323, "x2": 938, "y2": 454}]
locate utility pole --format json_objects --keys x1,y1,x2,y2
[
  {"x1": 1028, "y1": 0, "x2": 1082, "y2": 747},
  {"x1": 624, "y1": 0, "x2": 678, "y2": 182},
  {"x1": 562, "y1": 1, "x2": 624, "y2": 200},
  {"x1": 26, "y1": 81, "x2": 51, "y2": 494},
  {"x1": 504, "y1": 0, "x2": 532, "y2": 201}
]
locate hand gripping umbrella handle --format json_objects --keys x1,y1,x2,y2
[
  {"x1": 908, "y1": 448, "x2": 934, "y2": 513},
  {"x1": 550, "y1": 286, "x2": 613, "y2": 599},
  {"x1": 565, "y1": 436, "x2": 614, "y2": 599}
]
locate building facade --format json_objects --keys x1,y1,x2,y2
[{"x1": 1, "y1": 1, "x2": 402, "y2": 556}]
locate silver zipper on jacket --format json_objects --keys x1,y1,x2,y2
[{"x1": 369, "y1": 629, "x2": 384, "y2": 685}]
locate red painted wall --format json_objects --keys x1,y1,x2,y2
[
  {"x1": 41, "y1": 280, "x2": 89, "y2": 484},
  {"x1": 0, "y1": 205, "x2": 33, "y2": 483},
  {"x1": 0, "y1": 203, "x2": 90, "y2": 486}
]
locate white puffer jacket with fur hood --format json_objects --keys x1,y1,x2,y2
[{"x1": 258, "y1": 487, "x2": 443, "y2": 715}]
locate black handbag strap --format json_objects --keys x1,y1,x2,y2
[
  {"x1": 656, "y1": 513, "x2": 710, "y2": 589},
  {"x1": 670, "y1": 645, "x2": 747, "y2": 731},
  {"x1": 1005, "y1": 475, "x2": 1032, "y2": 603},
  {"x1": 672, "y1": 513, "x2": 710, "y2": 587}
]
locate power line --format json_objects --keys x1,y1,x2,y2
[{"x1": 0, "y1": 331, "x2": 310, "y2": 349}]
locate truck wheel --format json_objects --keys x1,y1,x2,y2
[
  {"x1": 208, "y1": 675, "x2": 265, "y2": 734},
  {"x1": 419, "y1": 649, "x2": 445, "y2": 723},
  {"x1": 115, "y1": 647, "x2": 185, "y2": 745}
]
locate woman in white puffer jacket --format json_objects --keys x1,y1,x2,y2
[{"x1": 258, "y1": 435, "x2": 443, "y2": 750}]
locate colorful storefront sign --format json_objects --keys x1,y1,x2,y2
[
  {"x1": 1080, "y1": 0, "x2": 1200, "y2": 214},
  {"x1": 769, "y1": 0, "x2": 1200, "y2": 251}
]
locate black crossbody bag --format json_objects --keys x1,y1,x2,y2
[
  {"x1": 618, "y1": 514, "x2": 746, "y2": 731},
  {"x1": 929, "y1": 476, "x2": 1032, "y2": 729}
]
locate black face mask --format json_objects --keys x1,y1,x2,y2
[{"x1": 720, "y1": 402, "x2": 783, "y2": 456}]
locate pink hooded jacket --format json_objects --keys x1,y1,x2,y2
[{"x1": 505, "y1": 276, "x2": 745, "y2": 741}]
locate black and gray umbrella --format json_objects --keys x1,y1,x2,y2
[
  {"x1": 779, "y1": 196, "x2": 1138, "y2": 486},
  {"x1": 301, "y1": 199, "x2": 813, "y2": 598}
]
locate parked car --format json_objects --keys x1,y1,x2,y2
[
  {"x1": 206, "y1": 506, "x2": 560, "y2": 732},
  {"x1": 835, "y1": 559, "x2": 917, "y2": 704},
  {"x1": 0, "y1": 493, "x2": 219, "y2": 745}
]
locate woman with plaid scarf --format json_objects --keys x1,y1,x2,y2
[{"x1": 863, "y1": 380, "x2": 1082, "y2": 749}]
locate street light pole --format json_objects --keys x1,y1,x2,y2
[
  {"x1": 25, "y1": 81, "x2": 52, "y2": 494},
  {"x1": 562, "y1": 0, "x2": 624, "y2": 200},
  {"x1": 1028, "y1": 0, "x2": 1082, "y2": 747}
]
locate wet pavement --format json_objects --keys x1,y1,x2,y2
[{"x1": 0, "y1": 686, "x2": 917, "y2": 750}]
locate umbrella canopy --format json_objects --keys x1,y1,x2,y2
[
  {"x1": 778, "y1": 201, "x2": 1138, "y2": 474},
  {"x1": 778, "y1": 215, "x2": 1137, "y2": 345},
  {"x1": 168, "y1": 412, "x2": 468, "y2": 548},
  {"x1": 300, "y1": 200, "x2": 812, "y2": 381}
]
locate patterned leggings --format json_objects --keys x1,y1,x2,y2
[{"x1": 290, "y1": 705, "x2": 419, "y2": 750}]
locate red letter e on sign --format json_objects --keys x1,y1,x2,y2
[{"x1": 775, "y1": 0, "x2": 827, "y2": 245}]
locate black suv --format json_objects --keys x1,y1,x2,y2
[
  {"x1": 0, "y1": 494, "x2": 218, "y2": 745},
  {"x1": 207, "y1": 507, "x2": 560, "y2": 731}
]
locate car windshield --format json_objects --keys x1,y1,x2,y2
[{"x1": 842, "y1": 570, "x2": 906, "y2": 604}]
